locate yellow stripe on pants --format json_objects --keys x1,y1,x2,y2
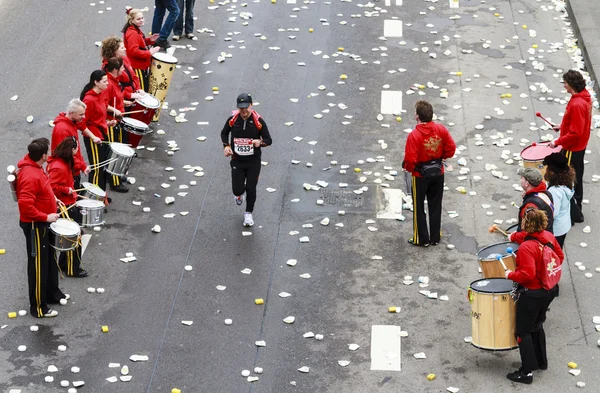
[
  {"x1": 91, "y1": 142, "x2": 99, "y2": 185},
  {"x1": 108, "y1": 126, "x2": 120, "y2": 186},
  {"x1": 135, "y1": 69, "x2": 145, "y2": 91},
  {"x1": 566, "y1": 150, "x2": 572, "y2": 166}
]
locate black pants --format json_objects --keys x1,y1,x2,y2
[
  {"x1": 555, "y1": 234, "x2": 566, "y2": 249},
  {"x1": 516, "y1": 287, "x2": 557, "y2": 372},
  {"x1": 563, "y1": 149, "x2": 585, "y2": 209},
  {"x1": 230, "y1": 159, "x2": 261, "y2": 213},
  {"x1": 57, "y1": 209, "x2": 83, "y2": 276},
  {"x1": 134, "y1": 68, "x2": 150, "y2": 93},
  {"x1": 83, "y1": 136, "x2": 108, "y2": 191},
  {"x1": 73, "y1": 174, "x2": 81, "y2": 191},
  {"x1": 107, "y1": 125, "x2": 128, "y2": 187},
  {"x1": 411, "y1": 174, "x2": 444, "y2": 245},
  {"x1": 20, "y1": 221, "x2": 64, "y2": 317}
]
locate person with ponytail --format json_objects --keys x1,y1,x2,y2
[
  {"x1": 122, "y1": 8, "x2": 160, "y2": 92},
  {"x1": 101, "y1": 35, "x2": 144, "y2": 111},
  {"x1": 80, "y1": 70, "x2": 115, "y2": 193},
  {"x1": 47, "y1": 137, "x2": 89, "y2": 278},
  {"x1": 104, "y1": 57, "x2": 129, "y2": 193}
]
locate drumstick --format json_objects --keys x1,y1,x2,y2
[
  {"x1": 488, "y1": 224, "x2": 509, "y2": 237},
  {"x1": 76, "y1": 194, "x2": 91, "y2": 199},
  {"x1": 100, "y1": 141, "x2": 133, "y2": 147},
  {"x1": 64, "y1": 203, "x2": 78, "y2": 212},
  {"x1": 121, "y1": 109, "x2": 147, "y2": 115},
  {"x1": 535, "y1": 112, "x2": 555, "y2": 127},
  {"x1": 496, "y1": 255, "x2": 508, "y2": 271},
  {"x1": 89, "y1": 157, "x2": 118, "y2": 169}
]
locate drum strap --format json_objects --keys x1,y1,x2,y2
[{"x1": 121, "y1": 67, "x2": 134, "y2": 91}]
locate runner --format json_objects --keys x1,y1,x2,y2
[{"x1": 220, "y1": 93, "x2": 272, "y2": 227}]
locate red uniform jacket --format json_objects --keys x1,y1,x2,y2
[
  {"x1": 556, "y1": 89, "x2": 592, "y2": 152},
  {"x1": 102, "y1": 57, "x2": 140, "y2": 101},
  {"x1": 16, "y1": 155, "x2": 57, "y2": 223},
  {"x1": 51, "y1": 113, "x2": 88, "y2": 176},
  {"x1": 124, "y1": 25, "x2": 154, "y2": 70},
  {"x1": 47, "y1": 156, "x2": 77, "y2": 205},
  {"x1": 106, "y1": 73, "x2": 125, "y2": 121},
  {"x1": 82, "y1": 89, "x2": 109, "y2": 138},
  {"x1": 403, "y1": 122, "x2": 456, "y2": 177},
  {"x1": 507, "y1": 230, "x2": 564, "y2": 290}
]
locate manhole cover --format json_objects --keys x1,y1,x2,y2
[{"x1": 318, "y1": 189, "x2": 364, "y2": 207}]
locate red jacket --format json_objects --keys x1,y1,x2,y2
[
  {"x1": 102, "y1": 57, "x2": 140, "y2": 100},
  {"x1": 507, "y1": 230, "x2": 564, "y2": 290},
  {"x1": 16, "y1": 155, "x2": 57, "y2": 223},
  {"x1": 51, "y1": 113, "x2": 88, "y2": 176},
  {"x1": 124, "y1": 25, "x2": 154, "y2": 70},
  {"x1": 47, "y1": 157, "x2": 77, "y2": 205},
  {"x1": 83, "y1": 89, "x2": 109, "y2": 137},
  {"x1": 403, "y1": 122, "x2": 456, "y2": 177},
  {"x1": 556, "y1": 89, "x2": 592, "y2": 152},
  {"x1": 106, "y1": 72, "x2": 125, "y2": 120}
]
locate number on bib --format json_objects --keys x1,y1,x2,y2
[{"x1": 234, "y1": 138, "x2": 254, "y2": 156}]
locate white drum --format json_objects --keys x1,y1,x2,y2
[
  {"x1": 50, "y1": 219, "x2": 81, "y2": 251},
  {"x1": 80, "y1": 181, "x2": 106, "y2": 201},
  {"x1": 121, "y1": 117, "x2": 151, "y2": 136},
  {"x1": 105, "y1": 143, "x2": 135, "y2": 177},
  {"x1": 76, "y1": 200, "x2": 105, "y2": 227}
]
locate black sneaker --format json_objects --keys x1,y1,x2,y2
[
  {"x1": 507, "y1": 369, "x2": 533, "y2": 384},
  {"x1": 72, "y1": 269, "x2": 89, "y2": 278},
  {"x1": 110, "y1": 184, "x2": 129, "y2": 193},
  {"x1": 154, "y1": 38, "x2": 171, "y2": 49}
]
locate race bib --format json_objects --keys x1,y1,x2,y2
[{"x1": 234, "y1": 138, "x2": 254, "y2": 156}]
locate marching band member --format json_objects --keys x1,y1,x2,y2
[
  {"x1": 47, "y1": 137, "x2": 89, "y2": 278},
  {"x1": 122, "y1": 8, "x2": 160, "y2": 92},
  {"x1": 101, "y1": 35, "x2": 143, "y2": 112}
]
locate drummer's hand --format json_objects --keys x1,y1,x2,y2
[
  {"x1": 83, "y1": 165, "x2": 91, "y2": 175},
  {"x1": 552, "y1": 125, "x2": 560, "y2": 132},
  {"x1": 108, "y1": 120, "x2": 118, "y2": 127},
  {"x1": 130, "y1": 93, "x2": 141, "y2": 100},
  {"x1": 46, "y1": 213, "x2": 59, "y2": 223},
  {"x1": 136, "y1": 90, "x2": 146, "y2": 96},
  {"x1": 549, "y1": 139, "x2": 559, "y2": 148},
  {"x1": 504, "y1": 269, "x2": 512, "y2": 279},
  {"x1": 224, "y1": 146, "x2": 233, "y2": 157},
  {"x1": 252, "y1": 139, "x2": 262, "y2": 147},
  {"x1": 150, "y1": 46, "x2": 161, "y2": 55},
  {"x1": 113, "y1": 109, "x2": 122, "y2": 118},
  {"x1": 92, "y1": 136, "x2": 102, "y2": 144},
  {"x1": 68, "y1": 188, "x2": 74, "y2": 195},
  {"x1": 150, "y1": 33, "x2": 160, "y2": 40}
]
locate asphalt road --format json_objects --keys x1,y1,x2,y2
[{"x1": 1, "y1": 0, "x2": 599, "y2": 392}]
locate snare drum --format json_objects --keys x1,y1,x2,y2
[
  {"x1": 469, "y1": 278, "x2": 517, "y2": 351},
  {"x1": 130, "y1": 94, "x2": 161, "y2": 125},
  {"x1": 80, "y1": 181, "x2": 106, "y2": 201},
  {"x1": 520, "y1": 142, "x2": 562, "y2": 177},
  {"x1": 105, "y1": 143, "x2": 135, "y2": 177},
  {"x1": 149, "y1": 52, "x2": 178, "y2": 122},
  {"x1": 50, "y1": 219, "x2": 81, "y2": 251},
  {"x1": 121, "y1": 117, "x2": 151, "y2": 136},
  {"x1": 76, "y1": 200, "x2": 105, "y2": 227},
  {"x1": 477, "y1": 242, "x2": 519, "y2": 278}
]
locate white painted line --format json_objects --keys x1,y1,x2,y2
[
  {"x1": 385, "y1": 0, "x2": 403, "y2": 5},
  {"x1": 371, "y1": 325, "x2": 402, "y2": 371},
  {"x1": 396, "y1": 0, "x2": 403, "y2": 4},
  {"x1": 380, "y1": 90, "x2": 402, "y2": 115},
  {"x1": 383, "y1": 19, "x2": 403, "y2": 37},
  {"x1": 449, "y1": 0, "x2": 459, "y2": 8},
  {"x1": 287, "y1": 0, "x2": 297, "y2": 3},
  {"x1": 377, "y1": 188, "x2": 407, "y2": 220},
  {"x1": 81, "y1": 234, "x2": 92, "y2": 256}
]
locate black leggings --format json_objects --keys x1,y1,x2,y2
[{"x1": 230, "y1": 159, "x2": 261, "y2": 213}]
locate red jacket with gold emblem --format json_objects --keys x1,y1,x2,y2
[
  {"x1": 16, "y1": 155, "x2": 57, "y2": 223},
  {"x1": 402, "y1": 122, "x2": 456, "y2": 177},
  {"x1": 556, "y1": 89, "x2": 592, "y2": 152}
]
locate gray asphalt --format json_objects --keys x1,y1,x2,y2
[{"x1": 1, "y1": 0, "x2": 599, "y2": 392}]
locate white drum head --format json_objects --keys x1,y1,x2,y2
[
  {"x1": 110, "y1": 143, "x2": 135, "y2": 157},
  {"x1": 122, "y1": 117, "x2": 149, "y2": 130},
  {"x1": 152, "y1": 52, "x2": 178, "y2": 64},
  {"x1": 136, "y1": 94, "x2": 161, "y2": 109},
  {"x1": 76, "y1": 200, "x2": 104, "y2": 208},
  {"x1": 51, "y1": 218, "x2": 81, "y2": 236},
  {"x1": 81, "y1": 182, "x2": 106, "y2": 198}
]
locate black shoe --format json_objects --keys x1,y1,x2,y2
[
  {"x1": 507, "y1": 369, "x2": 533, "y2": 384},
  {"x1": 408, "y1": 238, "x2": 429, "y2": 247},
  {"x1": 430, "y1": 241, "x2": 439, "y2": 246},
  {"x1": 71, "y1": 269, "x2": 89, "y2": 278},
  {"x1": 110, "y1": 184, "x2": 129, "y2": 193},
  {"x1": 155, "y1": 38, "x2": 171, "y2": 49}
]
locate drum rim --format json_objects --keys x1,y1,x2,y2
[
  {"x1": 81, "y1": 182, "x2": 106, "y2": 197},
  {"x1": 520, "y1": 143, "x2": 561, "y2": 160},
  {"x1": 135, "y1": 95, "x2": 161, "y2": 108},
  {"x1": 476, "y1": 242, "x2": 519, "y2": 259},
  {"x1": 152, "y1": 52, "x2": 178, "y2": 63},
  {"x1": 470, "y1": 342, "x2": 518, "y2": 351},
  {"x1": 469, "y1": 278, "x2": 514, "y2": 293},
  {"x1": 76, "y1": 199, "x2": 104, "y2": 208},
  {"x1": 50, "y1": 218, "x2": 81, "y2": 236},
  {"x1": 110, "y1": 142, "x2": 135, "y2": 156},
  {"x1": 122, "y1": 117, "x2": 150, "y2": 128}
]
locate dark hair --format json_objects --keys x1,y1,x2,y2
[
  {"x1": 53, "y1": 137, "x2": 77, "y2": 173},
  {"x1": 80, "y1": 70, "x2": 106, "y2": 100},
  {"x1": 101, "y1": 36, "x2": 123, "y2": 60},
  {"x1": 563, "y1": 70, "x2": 586, "y2": 93},
  {"x1": 416, "y1": 100, "x2": 434, "y2": 122},
  {"x1": 28, "y1": 138, "x2": 50, "y2": 162},
  {"x1": 545, "y1": 166, "x2": 577, "y2": 188},
  {"x1": 522, "y1": 208, "x2": 548, "y2": 234},
  {"x1": 104, "y1": 57, "x2": 123, "y2": 73}
]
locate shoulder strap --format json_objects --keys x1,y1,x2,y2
[{"x1": 524, "y1": 235, "x2": 554, "y2": 249}]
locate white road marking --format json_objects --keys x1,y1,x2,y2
[
  {"x1": 449, "y1": 0, "x2": 459, "y2": 8},
  {"x1": 287, "y1": 0, "x2": 297, "y2": 3},
  {"x1": 383, "y1": 19, "x2": 403, "y2": 37},
  {"x1": 385, "y1": 0, "x2": 402, "y2": 5},
  {"x1": 380, "y1": 90, "x2": 403, "y2": 115},
  {"x1": 377, "y1": 188, "x2": 407, "y2": 220},
  {"x1": 371, "y1": 325, "x2": 402, "y2": 371}
]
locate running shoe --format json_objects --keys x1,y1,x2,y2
[
  {"x1": 172, "y1": 35, "x2": 181, "y2": 41},
  {"x1": 43, "y1": 309, "x2": 58, "y2": 318},
  {"x1": 235, "y1": 194, "x2": 244, "y2": 205},
  {"x1": 243, "y1": 212, "x2": 254, "y2": 227}
]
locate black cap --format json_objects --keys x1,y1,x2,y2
[
  {"x1": 543, "y1": 152, "x2": 569, "y2": 172},
  {"x1": 236, "y1": 93, "x2": 252, "y2": 108}
]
